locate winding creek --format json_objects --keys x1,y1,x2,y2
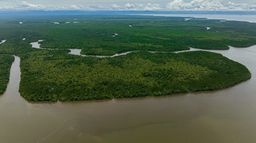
[
  {"x1": 69, "y1": 49, "x2": 137, "y2": 58},
  {"x1": 33, "y1": 40, "x2": 198, "y2": 58},
  {"x1": 0, "y1": 45, "x2": 256, "y2": 143}
]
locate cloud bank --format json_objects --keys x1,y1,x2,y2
[
  {"x1": 167, "y1": 0, "x2": 256, "y2": 11},
  {"x1": 0, "y1": 0, "x2": 255, "y2": 11}
]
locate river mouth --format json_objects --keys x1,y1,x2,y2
[{"x1": 0, "y1": 46, "x2": 256, "y2": 143}]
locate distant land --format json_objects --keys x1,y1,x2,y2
[{"x1": 0, "y1": 12, "x2": 255, "y2": 102}]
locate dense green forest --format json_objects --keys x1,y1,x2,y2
[
  {"x1": 0, "y1": 15, "x2": 254, "y2": 101},
  {"x1": 19, "y1": 50, "x2": 251, "y2": 102},
  {"x1": 0, "y1": 16, "x2": 256, "y2": 55},
  {"x1": 0, "y1": 55, "x2": 14, "y2": 94}
]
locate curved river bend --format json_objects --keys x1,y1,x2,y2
[{"x1": 0, "y1": 46, "x2": 256, "y2": 143}]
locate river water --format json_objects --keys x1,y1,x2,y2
[
  {"x1": 69, "y1": 49, "x2": 136, "y2": 58},
  {"x1": 0, "y1": 40, "x2": 6, "y2": 45},
  {"x1": 0, "y1": 45, "x2": 255, "y2": 143},
  {"x1": 30, "y1": 40, "x2": 44, "y2": 49}
]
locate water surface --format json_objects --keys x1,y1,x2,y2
[
  {"x1": 69, "y1": 48, "x2": 136, "y2": 58},
  {"x1": 0, "y1": 40, "x2": 6, "y2": 45},
  {"x1": 30, "y1": 40, "x2": 43, "y2": 49},
  {"x1": 1, "y1": 46, "x2": 256, "y2": 143}
]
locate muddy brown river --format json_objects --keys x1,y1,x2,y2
[{"x1": 0, "y1": 46, "x2": 256, "y2": 143}]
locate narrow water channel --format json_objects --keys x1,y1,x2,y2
[{"x1": 0, "y1": 46, "x2": 256, "y2": 143}]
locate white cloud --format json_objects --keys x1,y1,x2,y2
[
  {"x1": 166, "y1": 0, "x2": 256, "y2": 11},
  {"x1": 143, "y1": 3, "x2": 161, "y2": 10},
  {"x1": 21, "y1": 1, "x2": 44, "y2": 9},
  {"x1": 0, "y1": 0, "x2": 255, "y2": 11},
  {"x1": 111, "y1": 3, "x2": 161, "y2": 10},
  {"x1": 111, "y1": 4, "x2": 120, "y2": 9},
  {"x1": 226, "y1": 1, "x2": 256, "y2": 11},
  {"x1": 125, "y1": 3, "x2": 135, "y2": 9},
  {"x1": 69, "y1": 5, "x2": 82, "y2": 10}
]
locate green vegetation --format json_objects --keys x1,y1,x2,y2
[
  {"x1": 19, "y1": 50, "x2": 250, "y2": 102},
  {"x1": 1, "y1": 16, "x2": 256, "y2": 55},
  {"x1": 0, "y1": 15, "x2": 254, "y2": 102},
  {"x1": 0, "y1": 55, "x2": 14, "y2": 94}
]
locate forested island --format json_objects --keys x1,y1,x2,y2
[{"x1": 0, "y1": 15, "x2": 255, "y2": 102}]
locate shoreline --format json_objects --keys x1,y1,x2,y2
[{"x1": 3, "y1": 45, "x2": 253, "y2": 103}]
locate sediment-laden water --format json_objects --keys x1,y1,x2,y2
[{"x1": 0, "y1": 46, "x2": 256, "y2": 143}]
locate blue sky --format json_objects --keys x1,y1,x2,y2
[{"x1": 0, "y1": 0, "x2": 255, "y2": 11}]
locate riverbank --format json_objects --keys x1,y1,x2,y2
[
  {"x1": 0, "y1": 55, "x2": 14, "y2": 94},
  {"x1": 0, "y1": 45, "x2": 256, "y2": 143},
  {"x1": 19, "y1": 49, "x2": 251, "y2": 102},
  {"x1": 1, "y1": 45, "x2": 251, "y2": 102}
]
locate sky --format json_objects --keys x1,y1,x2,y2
[{"x1": 0, "y1": 0, "x2": 256, "y2": 11}]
